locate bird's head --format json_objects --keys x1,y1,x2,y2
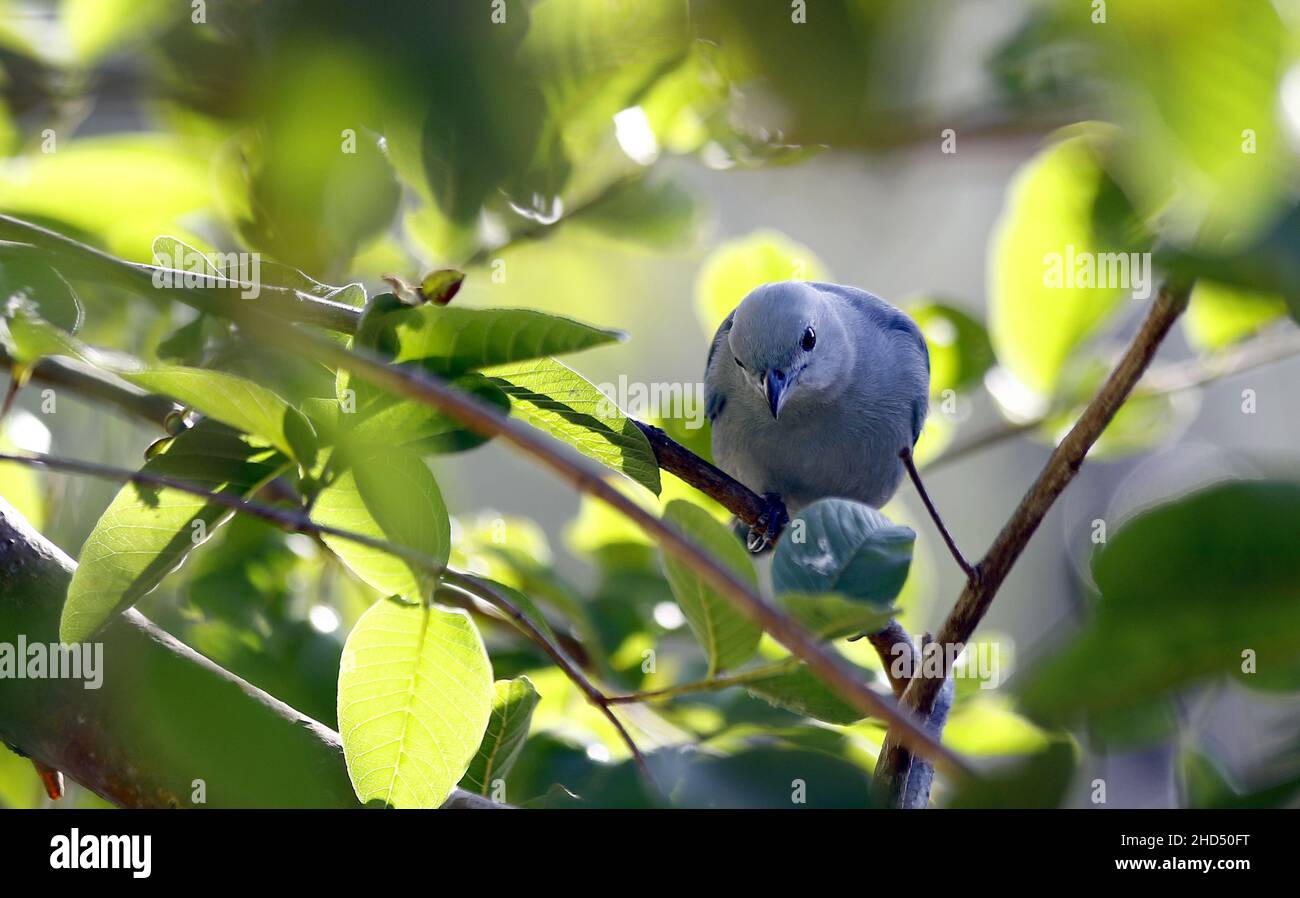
[{"x1": 727, "y1": 281, "x2": 854, "y2": 420}]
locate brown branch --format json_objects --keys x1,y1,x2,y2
[
  {"x1": 873, "y1": 281, "x2": 1193, "y2": 807},
  {"x1": 244, "y1": 312, "x2": 969, "y2": 777},
  {"x1": 0, "y1": 213, "x2": 964, "y2": 778},
  {"x1": 0, "y1": 451, "x2": 636, "y2": 786},
  {"x1": 0, "y1": 451, "x2": 441, "y2": 571},
  {"x1": 632, "y1": 421, "x2": 772, "y2": 528},
  {"x1": 0, "y1": 346, "x2": 179, "y2": 427},
  {"x1": 925, "y1": 321, "x2": 1300, "y2": 472},
  {"x1": 865, "y1": 621, "x2": 919, "y2": 699},
  {"x1": 0, "y1": 496, "x2": 501, "y2": 808}
]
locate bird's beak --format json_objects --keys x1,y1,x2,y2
[{"x1": 762, "y1": 369, "x2": 789, "y2": 419}]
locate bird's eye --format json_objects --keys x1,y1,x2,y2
[
  {"x1": 734, "y1": 356, "x2": 745, "y2": 370},
  {"x1": 801, "y1": 326, "x2": 816, "y2": 351}
]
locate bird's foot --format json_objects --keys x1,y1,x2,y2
[{"x1": 746, "y1": 492, "x2": 789, "y2": 554}]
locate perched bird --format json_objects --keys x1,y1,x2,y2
[{"x1": 705, "y1": 281, "x2": 930, "y2": 547}]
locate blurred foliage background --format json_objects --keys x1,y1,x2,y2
[{"x1": 1, "y1": 0, "x2": 1299, "y2": 808}]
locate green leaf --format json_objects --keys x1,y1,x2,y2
[
  {"x1": 694, "y1": 230, "x2": 829, "y2": 335},
  {"x1": 150, "y1": 235, "x2": 220, "y2": 278},
  {"x1": 337, "y1": 373, "x2": 509, "y2": 459},
  {"x1": 1184, "y1": 281, "x2": 1288, "y2": 352},
  {"x1": 944, "y1": 741, "x2": 1077, "y2": 809},
  {"x1": 311, "y1": 449, "x2": 450, "y2": 600},
  {"x1": 365, "y1": 301, "x2": 624, "y2": 374},
  {"x1": 484, "y1": 356, "x2": 661, "y2": 494},
  {"x1": 905, "y1": 300, "x2": 994, "y2": 396},
  {"x1": 1178, "y1": 747, "x2": 1300, "y2": 810},
  {"x1": 745, "y1": 663, "x2": 867, "y2": 725},
  {"x1": 575, "y1": 177, "x2": 699, "y2": 249},
  {"x1": 119, "y1": 366, "x2": 318, "y2": 469},
  {"x1": 1019, "y1": 481, "x2": 1300, "y2": 722},
  {"x1": 60, "y1": 421, "x2": 290, "y2": 643},
  {"x1": 338, "y1": 599, "x2": 493, "y2": 809},
  {"x1": 0, "y1": 302, "x2": 93, "y2": 369},
  {"x1": 771, "y1": 498, "x2": 914, "y2": 606},
  {"x1": 660, "y1": 499, "x2": 761, "y2": 675},
  {"x1": 62, "y1": 0, "x2": 179, "y2": 63},
  {"x1": 0, "y1": 244, "x2": 83, "y2": 334},
  {"x1": 1090, "y1": 0, "x2": 1289, "y2": 247},
  {"x1": 988, "y1": 128, "x2": 1139, "y2": 396},
  {"x1": 459, "y1": 677, "x2": 541, "y2": 795},
  {"x1": 0, "y1": 134, "x2": 211, "y2": 259},
  {"x1": 777, "y1": 591, "x2": 895, "y2": 640}
]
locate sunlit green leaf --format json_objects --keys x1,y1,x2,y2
[
  {"x1": 60, "y1": 421, "x2": 290, "y2": 643},
  {"x1": 694, "y1": 230, "x2": 829, "y2": 335},
  {"x1": 0, "y1": 302, "x2": 93, "y2": 369},
  {"x1": 905, "y1": 300, "x2": 994, "y2": 396},
  {"x1": 484, "y1": 356, "x2": 661, "y2": 494},
  {"x1": 120, "y1": 366, "x2": 318, "y2": 468},
  {"x1": 62, "y1": 0, "x2": 180, "y2": 63},
  {"x1": 660, "y1": 499, "x2": 761, "y2": 675},
  {"x1": 0, "y1": 135, "x2": 211, "y2": 259},
  {"x1": 338, "y1": 599, "x2": 493, "y2": 809},
  {"x1": 374, "y1": 302, "x2": 624, "y2": 373},
  {"x1": 1184, "y1": 281, "x2": 1288, "y2": 352},
  {"x1": 0, "y1": 244, "x2": 83, "y2": 334},
  {"x1": 459, "y1": 677, "x2": 540, "y2": 795},
  {"x1": 988, "y1": 128, "x2": 1140, "y2": 396},
  {"x1": 337, "y1": 373, "x2": 509, "y2": 459},
  {"x1": 1090, "y1": 0, "x2": 1289, "y2": 247},
  {"x1": 311, "y1": 449, "x2": 450, "y2": 600}
]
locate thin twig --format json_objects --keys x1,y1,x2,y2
[
  {"x1": 0, "y1": 451, "x2": 441, "y2": 571},
  {"x1": 440, "y1": 570, "x2": 655, "y2": 786},
  {"x1": 238, "y1": 310, "x2": 969, "y2": 778},
  {"x1": 898, "y1": 446, "x2": 976, "y2": 582},
  {"x1": 873, "y1": 281, "x2": 1193, "y2": 806},
  {"x1": 606, "y1": 657, "x2": 801, "y2": 705},
  {"x1": 0, "y1": 448, "x2": 655, "y2": 788},
  {"x1": 0, "y1": 213, "x2": 961, "y2": 775},
  {"x1": 0, "y1": 346, "x2": 179, "y2": 427},
  {"x1": 924, "y1": 323, "x2": 1300, "y2": 472}
]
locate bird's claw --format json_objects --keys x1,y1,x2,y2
[{"x1": 746, "y1": 492, "x2": 789, "y2": 554}]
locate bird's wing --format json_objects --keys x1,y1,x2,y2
[
  {"x1": 810, "y1": 281, "x2": 930, "y2": 444},
  {"x1": 703, "y1": 309, "x2": 736, "y2": 422}
]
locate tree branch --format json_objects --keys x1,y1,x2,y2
[
  {"x1": 245, "y1": 311, "x2": 970, "y2": 777},
  {"x1": 606, "y1": 657, "x2": 801, "y2": 705},
  {"x1": 873, "y1": 281, "x2": 1193, "y2": 807},
  {"x1": 438, "y1": 570, "x2": 654, "y2": 786},
  {"x1": 0, "y1": 496, "x2": 500, "y2": 808},
  {"x1": 0, "y1": 450, "x2": 651, "y2": 791},
  {"x1": 925, "y1": 320, "x2": 1300, "y2": 471},
  {"x1": 0, "y1": 346, "x2": 178, "y2": 427},
  {"x1": 0, "y1": 214, "x2": 964, "y2": 777}
]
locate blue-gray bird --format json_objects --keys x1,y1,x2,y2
[{"x1": 704, "y1": 281, "x2": 929, "y2": 545}]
